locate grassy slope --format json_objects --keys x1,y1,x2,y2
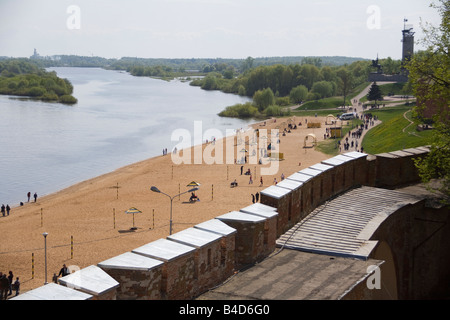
[{"x1": 362, "y1": 106, "x2": 433, "y2": 154}]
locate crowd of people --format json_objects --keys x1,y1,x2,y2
[
  {"x1": 338, "y1": 114, "x2": 378, "y2": 153},
  {"x1": 0, "y1": 271, "x2": 20, "y2": 300},
  {"x1": 0, "y1": 204, "x2": 10, "y2": 217}
]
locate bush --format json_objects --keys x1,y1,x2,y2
[
  {"x1": 27, "y1": 86, "x2": 46, "y2": 97},
  {"x1": 59, "y1": 94, "x2": 78, "y2": 104},
  {"x1": 40, "y1": 92, "x2": 59, "y2": 101},
  {"x1": 275, "y1": 96, "x2": 290, "y2": 106},
  {"x1": 289, "y1": 85, "x2": 308, "y2": 103},
  {"x1": 219, "y1": 102, "x2": 258, "y2": 118},
  {"x1": 253, "y1": 88, "x2": 275, "y2": 111},
  {"x1": 264, "y1": 105, "x2": 291, "y2": 117}
]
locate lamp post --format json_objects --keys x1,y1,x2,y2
[
  {"x1": 151, "y1": 186, "x2": 199, "y2": 235},
  {"x1": 42, "y1": 232, "x2": 48, "y2": 285}
]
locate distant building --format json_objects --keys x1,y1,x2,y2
[
  {"x1": 31, "y1": 48, "x2": 40, "y2": 59},
  {"x1": 401, "y1": 20, "x2": 415, "y2": 64},
  {"x1": 368, "y1": 20, "x2": 413, "y2": 83}
]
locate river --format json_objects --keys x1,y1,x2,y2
[{"x1": 0, "y1": 67, "x2": 252, "y2": 206}]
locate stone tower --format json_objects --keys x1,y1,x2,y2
[{"x1": 402, "y1": 19, "x2": 415, "y2": 63}]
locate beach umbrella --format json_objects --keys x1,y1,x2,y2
[
  {"x1": 186, "y1": 181, "x2": 201, "y2": 187},
  {"x1": 125, "y1": 207, "x2": 141, "y2": 229}
]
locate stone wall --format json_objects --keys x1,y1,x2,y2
[{"x1": 20, "y1": 146, "x2": 450, "y2": 301}]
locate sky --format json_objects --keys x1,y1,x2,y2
[{"x1": 0, "y1": 0, "x2": 442, "y2": 60}]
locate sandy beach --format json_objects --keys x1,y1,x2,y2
[{"x1": 0, "y1": 116, "x2": 337, "y2": 294}]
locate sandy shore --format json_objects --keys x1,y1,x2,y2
[{"x1": 0, "y1": 116, "x2": 335, "y2": 294}]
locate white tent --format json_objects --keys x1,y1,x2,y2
[{"x1": 304, "y1": 133, "x2": 317, "y2": 148}]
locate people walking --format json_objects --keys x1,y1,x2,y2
[
  {"x1": 12, "y1": 277, "x2": 20, "y2": 296},
  {"x1": 6, "y1": 205, "x2": 10, "y2": 216},
  {"x1": 33, "y1": 192, "x2": 38, "y2": 202},
  {"x1": 58, "y1": 264, "x2": 69, "y2": 278},
  {"x1": 27, "y1": 192, "x2": 31, "y2": 202},
  {"x1": 0, "y1": 273, "x2": 8, "y2": 300},
  {"x1": 7, "y1": 271, "x2": 13, "y2": 296},
  {"x1": 1, "y1": 205, "x2": 5, "y2": 217}
]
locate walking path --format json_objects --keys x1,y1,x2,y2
[{"x1": 337, "y1": 83, "x2": 382, "y2": 154}]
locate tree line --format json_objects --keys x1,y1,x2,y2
[
  {"x1": 192, "y1": 58, "x2": 392, "y2": 118},
  {"x1": 0, "y1": 59, "x2": 77, "y2": 104}
]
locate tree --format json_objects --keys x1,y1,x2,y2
[
  {"x1": 241, "y1": 56, "x2": 254, "y2": 73},
  {"x1": 289, "y1": 85, "x2": 308, "y2": 104},
  {"x1": 311, "y1": 81, "x2": 334, "y2": 99},
  {"x1": 407, "y1": 0, "x2": 450, "y2": 204},
  {"x1": 297, "y1": 64, "x2": 320, "y2": 90},
  {"x1": 223, "y1": 67, "x2": 235, "y2": 79},
  {"x1": 336, "y1": 67, "x2": 354, "y2": 106},
  {"x1": 367, "y1": 82, "x2": 382, "y2": 106},
  {"x1": 253, "y1": 88, "x2": 275, "y2": 111}
]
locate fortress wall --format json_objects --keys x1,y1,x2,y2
[
  {"x1": 374, "y1": 147, "x2": 429, "y2": 189},
  {"x1": 57, "y1": 265, "x2": 119, "y2": 300},
  {"x1": 131, "y1": 239, "x2": 197, "y2": 300},
  {"x1": 97, "y1": 252, "x2": 164, "y2": 300},
  {"x1": 167, "y1": 227, "x2": 227, "y2": 295},
  {"x1": 369, "y1": 200, "x2": 450, "y2": 299},
  {"x1": 216, "y1": 211, "x2": 267, "y2": 270},
  {"x1": 274, "y1": 179, "x2": 303, "y2": 229},
  {"x1": 259, "y1": 185, "x2": 292, "y2": 236},
  {"x1": 194, "y1": 219, "x2": 237, "y2": 284},
  {"x1": 240, "y1": 203, "x2": 279, "y2": 258},
  {"x1": 22, "y1": 147, "x2": 444, "y2": 301}
]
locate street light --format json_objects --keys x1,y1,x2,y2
[
  {"x1": 42, "y1": 232, "x2": 48, "y2": 285},
  {"x1": 151, "y1": 186, "x2": 199, "y2": 235}
]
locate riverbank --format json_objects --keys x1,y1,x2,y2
[{"x1": 0, "y1": 116, "x2": 332, "y2": 294}]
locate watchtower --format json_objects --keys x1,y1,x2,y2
[{"x1": 401, "y1": 19, "x2": 415, "y2": 63}]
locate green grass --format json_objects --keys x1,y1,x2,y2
[
  {"x1": 362, "y1": 106, "x2": 433, "y2": 154},
  {"x1": 295, "y1": 96, "x2": 350, "y2": 111},
  {"x1": 378, "y1": 82, "x2": 412, "y2": 96}
]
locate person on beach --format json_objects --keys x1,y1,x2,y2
[
  {"x1": 6, "y1": 205, "x2": 10, "y2": 216},
  {"x1": 7, "y1": 271, "x2": 13, "y2": 296},
  {"x1": 255, "y1": 192, "x2": 260, "y2": 202},
  {"x1": 34, "y1": 193, "x2": 37, "y2": 202},
  {"x1": 0, "y1": 273, "x2": 8, "y2": 300},
  {"x1": 58, "y1": 264, "x2": 69, "y2": 278},
  {"x1": 252, "y1": 194, "x2": 255, "y2": 203},
  {"x1": 12, "y1": 277, "x2": 20, "y2": 296},
  {"x1": 1, "y1": 205, "x2": 5, "y2": 217},
  {"x1": 27, "y1": 192, "x2": 31, "y2": 202}
]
